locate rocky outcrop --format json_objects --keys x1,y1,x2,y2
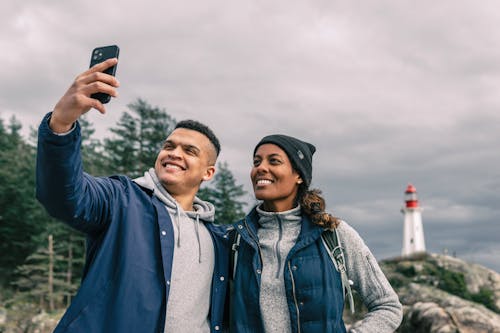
[
  {"x1": 380, "y1": 253, "x2": 500, "y2": 333},
  {"x1": 398, "y1": 283, "x2": 500, "y2": 333}
]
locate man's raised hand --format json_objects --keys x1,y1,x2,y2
[{"x1": 50, "y1": 58, "x2": 120, "y2": 133}]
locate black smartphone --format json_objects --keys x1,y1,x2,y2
[{"x1": 89, "y1": 45, "x2": 120, "y2": 104}]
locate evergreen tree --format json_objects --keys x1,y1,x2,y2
[
  {"x1": 80, "y1": 115, "x2": 108, "y2": 176},
  {"x1": 104, "y1": 98, "x2": 176, "y2": 177},
  {"x1": 10, "y1": 234, "x2": 70, "y2": 311},
  {"x1": 198, "y1": 162, "x2": 247, "y2": 224},
  {"x1": 0, "y1": 117, "x2": 45, "y2": 286}
]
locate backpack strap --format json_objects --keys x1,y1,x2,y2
[
  {"x1": 230, "y1": 231, "x2": 241, "y2": 281},
  {"x1": 321, "y1": 228, "x2": 355, "y2": 314}
]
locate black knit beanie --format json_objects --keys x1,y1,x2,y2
[{"x1": 253, "y1": 134, "x2": 316, "y2": 186}]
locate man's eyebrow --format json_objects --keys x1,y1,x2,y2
[
  {"x1": 182, "y1": 144, "x2": 201, "y2": 154},
  {"x1": 163, "y1": 140, "x2": 175, "y2": 147}
]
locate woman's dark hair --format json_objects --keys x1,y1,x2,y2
[
  {"x1": 289, "y1": 152, "x2": 339, "y2": 229},
  {"x1": 297, "y1": 186, "x2": 340, "y2": 229}
]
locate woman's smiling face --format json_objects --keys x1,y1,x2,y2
[{"x1": 251, "y1": 143, "x2": 302, "y2": 212}]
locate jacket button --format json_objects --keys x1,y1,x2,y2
[
  {"x1": 238, "y1": 224, "x2": 243, "y2": 229},
  {"x1": 256, "y1": 269, "x2": 262, "y2": 274},
  {"x1": 161, "y1": 230, "x2": 167, "y2": 236},
  {"x1": 215, "y1": 325, "x2": 220, "y2": 331},
  {"x1": 292, "y1": 265, "x2": 297, "y2": 271},
  {"x1": 220, "y1": 276, "x2": 225, "y2": 281}
]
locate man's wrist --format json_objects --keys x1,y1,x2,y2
[{"x1": 48, "y1": 113, "x2": 76, "y2": 136}]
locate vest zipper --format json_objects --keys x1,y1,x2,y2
[
  {"x1": 288, "y1": 261, "x2": 301, "y2": 333},
  {"x1": 275, "y1": 216, "x2": 283, "y2": 278},
  {"x1": 244, "y1": 219, "x2": 263, "y2": 274}
]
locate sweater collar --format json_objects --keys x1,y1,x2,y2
[
  {"x1": 243, "y1": 205, "x2": 323, "y2": 243},
  {"x1": 256, "y1": 204, "x2": 302, "y2": 229}
]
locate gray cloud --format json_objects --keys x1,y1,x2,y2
[{"x1": 1, "y1": 0, "x2": 499, "y2": 272}]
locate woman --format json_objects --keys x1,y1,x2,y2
[{"x1": 230, "y1": 134, "x2": 403, "y2": 333}]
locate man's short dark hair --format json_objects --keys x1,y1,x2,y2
[{"x1": 175, "y1": 120, "x2": 221, "y2": 157}]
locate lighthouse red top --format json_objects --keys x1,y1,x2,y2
[{"x1": 405, "y1": 184, "x2": 419, "y2": 208}]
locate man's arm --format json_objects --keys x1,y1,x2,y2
[{"x1": 36, "y1": 59, "x2": 121, "y2": 233}]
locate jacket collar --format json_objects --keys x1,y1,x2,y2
[{"x1": 238, "y1": 205, "x2": 324, "y2": 253}]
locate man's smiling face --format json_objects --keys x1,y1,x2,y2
[{"x1": 154, "y1": 128, "x2": 215, "y2": 197}]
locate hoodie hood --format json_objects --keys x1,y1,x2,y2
[
  {"x1": 134, "y1": 168, "x2": 215, "y2": 222},
  {"x1": 134, "y1": 168, "x2": 215, "y2": 262}
]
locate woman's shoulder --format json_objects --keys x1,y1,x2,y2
[
  {"x1": 336, "y1": 219, "x2": 360, "y2": 238},
  {"x1": 335, "y1": 219, "x2": 369, "y2": 251}
]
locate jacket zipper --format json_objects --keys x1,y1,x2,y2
[
  {"x1": 288, "y1": 261, "x2": 301, "y2": 333},
  {"x1": 244, "y1": 218, "x2": 267, "y2": 330},
  {"x1": 244, "y1": 219, "x2": 263, "y2": 274},
  {"x1": 275, "y1": 216, "x2": 283, "y2": 278}
]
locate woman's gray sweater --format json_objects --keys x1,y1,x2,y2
[{"x1": 255, "y1": 205, "x2": 403, "y2": 333}]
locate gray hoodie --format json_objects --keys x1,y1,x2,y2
[{"x1": 134, "y1": 169, "x2": 215, "y2": 333}]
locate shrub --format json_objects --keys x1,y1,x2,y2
[
  {"x1": 469, "y1": 287, "x2": 499, "y2": 313},
  {"x1": 437, "y1": 268, "x2": 468, "y2": 297}
]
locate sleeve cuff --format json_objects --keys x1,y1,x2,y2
[{"x1": 47, "y1": 114, "x2": 76, "y2": 136}]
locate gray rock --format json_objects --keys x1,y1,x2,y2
[
  {"x1": 378, "y1": 253, "x2": 500, "y2": 333},
  {"x1": 397, "y1": 284, "x2": 500, "y2": 333}
]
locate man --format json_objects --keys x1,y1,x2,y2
[{"x1": 36, "y1": 58, "x2": 229, "y2": 332}]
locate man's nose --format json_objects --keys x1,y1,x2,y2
[{"x1": 167, "y1": 146, "x2": 182, "y2": 159}]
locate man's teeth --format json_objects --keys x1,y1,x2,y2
[
  {"x1": 257, "y1": 179, "x2": 272, "y2": 185},
  {"x1": 166, "y1": 164, "x2": 182, "y2": 170}
]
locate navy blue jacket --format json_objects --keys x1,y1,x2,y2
[
  {"x1": 230, "y1": 208, "x2": 346, "y2": 333},
  {"x1": 36, "y1": 113, "x2": 229, "y2": 333}
]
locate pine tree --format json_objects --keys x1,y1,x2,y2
[
  {"x1": 0, "y1": 116, "x2": 45, "y2": 286},
  {"x1": 10, "y1": 234, "x2": 69, "y2": 311},
  {"x1": 104, "y1": 98, "x2": 176, "y2": 177},
  {"x1": 198, "y1": 162, "x2": 248, "y2": 224},
  {"x1": 80, "y1": 115, "x2": 108, "y2": 176}
]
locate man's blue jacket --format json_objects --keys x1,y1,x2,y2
[{"x1": 36, "y1": 113, "x2": 230, "y2": 332}]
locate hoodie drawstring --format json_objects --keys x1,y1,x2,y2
[
  {"x1": 175, "y1": 204, "x2": 181, "y2": 247},
  {"x1": 195, "y1": 214, "x2": 202, "y2": 263}
]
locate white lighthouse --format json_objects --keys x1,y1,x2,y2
[{"x1": 401, "y1": 184, "x2": 426, "y2": 257}]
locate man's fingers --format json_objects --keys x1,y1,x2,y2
[
  {"x1": 83, "y1": 81, "x2": 119, "y2": 98},
  {"x1": 78, "y1": 71, "x2": 120, "y2": 88},
  {"x1": 76, "y1": 58, "x2": 119, "y2": 85},
  {"x1": 89, "y1": 57, "x2": 118, "y2": 73},
  {"x1": 86, "y1": 96, "x2": 106, "y2": 114}
]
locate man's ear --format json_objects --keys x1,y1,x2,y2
[{"x1": 202, "y1": 165, "x2": 216, "y2": 181}]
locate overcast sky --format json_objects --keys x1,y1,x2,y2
[{"x1": 1, "y1": 1, "x2": 499, "y2": 272}]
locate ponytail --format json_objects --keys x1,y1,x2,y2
[{"x1": 299, "y1": 188, "x2": 340, "y2": 229}]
